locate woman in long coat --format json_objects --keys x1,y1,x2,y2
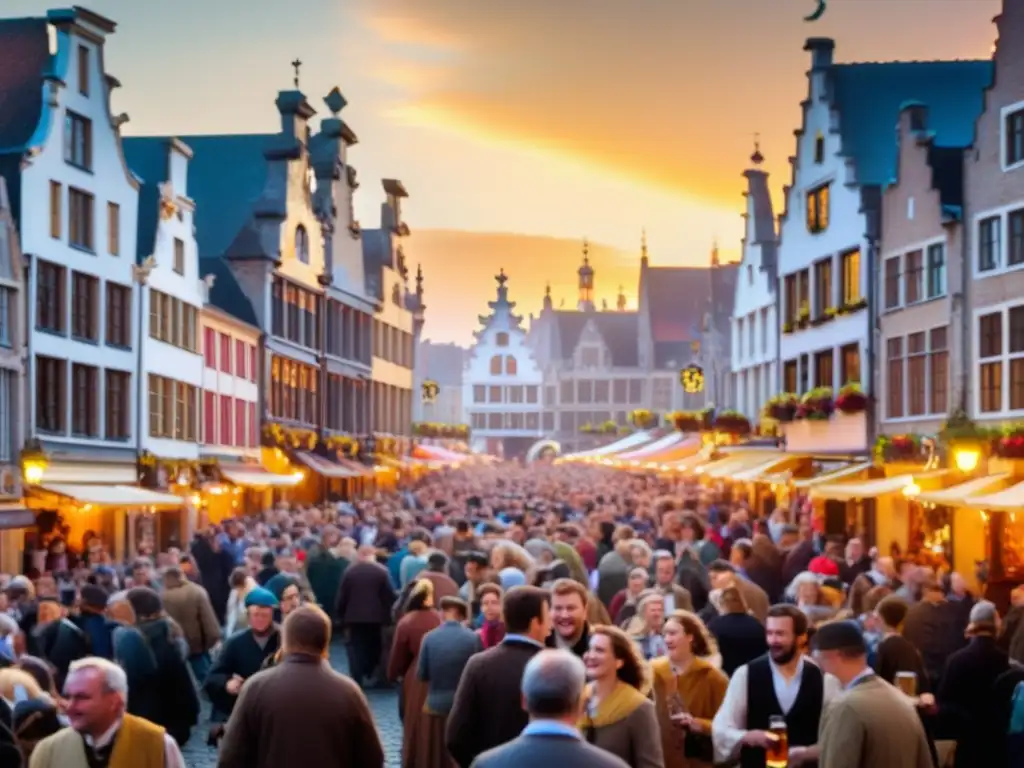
[{"x1": 388, "y1": 578, "x2": 442, "y2": 768}]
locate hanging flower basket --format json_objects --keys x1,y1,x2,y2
[
  {"x1": 796, "y1": 387, "x2": 834, "y2": 421},
  {"x1": 997, "y1": 428, "x2": 1024, "y2": 459},
  {"x1": 765, "y1": 393, "x2": 799, "y2": 423},
  {"x1": 629, "y1": 409, "x2": 657, "y2": 430},
  {"x1": 835, "y1": 382, "x2": 867, "y2": 414},
  {"x1": 874, "y1": 434, "x2": 924, "y2": 463},
  {"x1": 713, "y1": 410, "x2": 751, "y2": 436}
]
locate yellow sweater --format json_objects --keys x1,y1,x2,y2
[{"x1": 29, "y1": 714, "x2": 165, "y2": 768}]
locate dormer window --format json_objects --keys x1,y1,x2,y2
[
  {"x1": 490, "y1": 355, "x2": 502, "y2": 375},
  {"x1": 295, "y1": 225, "x2": 309, "y2": 264},
  {"x1": 496, "y1": 332, "x2": 509, "y2": 347},
  {"x1": 505, "y1": 356, "x2": 518, "y2": 376},
  {"x1": 806, "y1": 183, "x2": 830, "y2": 234},
  {"x1": 747, "y1": 264, "x2": 754, "y2": 285},
  {"x1": 814, "y1": 132, "x2": 825, "y2": 164}
]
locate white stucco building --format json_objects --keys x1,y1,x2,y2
[
  {"x1": 465, "y1": 270, "x2": 545, "y2": 456},
  {"x1": 122, "y1": 136, "x2": 204, "y2": 463},
  {"x1": 2, "y1": 9, "x2": 142, "y2": 481},
  {"x1": 731, "y1": 144, "x2": 779, "y2": 422}
]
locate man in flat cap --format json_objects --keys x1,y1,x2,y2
[{"x1": 813, "y1": 620, "x2": 932, "y2": 768}]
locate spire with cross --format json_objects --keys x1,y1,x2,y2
[
  {"x1": 578, "y1": 237, "x2": 594, "y2": 310},
  {"x1": 291, "y1": 58, "x2": 302, "y2": 89}
]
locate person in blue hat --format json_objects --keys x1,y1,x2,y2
[{"x1": 204, "y1": 587, "x2": 281, "y2": 745}]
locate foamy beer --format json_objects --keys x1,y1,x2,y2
[
  {"x1": 896, "y1": 671, "x2": 918, "y2": 697},
  {"x1": 766, "y1": 715, "x2": 788, "y2": 768}
]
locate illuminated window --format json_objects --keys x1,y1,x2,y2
[{"x1": 806, "y1": 183, "x2": 830, "y2": 234}]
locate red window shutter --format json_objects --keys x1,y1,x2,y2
[
  {"x1": 249, "y1": 345, "x2": 258, "y2": 382},
  {"x1": 249, "y1": 401, "x2": 257, "y2": 446},
  {"x1": 220, "y1": 333, "x2": 232, "y2": 375},
  {"x1": 203, "y1": 390, "x2": 215, "y2": 444},
  {"x1": 235, "y1": 339, "x2": 246, "y2": 379},
  {"x1": 235, "y1": 400, "x2": 245, "y2": 449},
  {"x1": 219, "y1": 394, "x2": 232, "y2": 445},
  {"x1": 204, "y1": 328, "x2": 216, "y2": 369}
]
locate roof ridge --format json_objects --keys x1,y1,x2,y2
[{"x1": 835, "y1": 58, "x2": 989, "y2": 67}]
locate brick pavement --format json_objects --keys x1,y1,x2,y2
[{"x1": 180, "y1": 640, "x2": 402, "y2": 767}]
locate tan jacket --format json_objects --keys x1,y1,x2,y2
[
  {"x1": 29, "y1": 714, "x2": 165, "y2": 768},
  {"x1": 818, "y1": 676, "x2": 932, "y2": 768},
  {"x1": 162, "y1": 577, "x2": 221, "y2": 655},
  {"x1": 735, "y1": 578, "x2": 770, "y2": 623}
]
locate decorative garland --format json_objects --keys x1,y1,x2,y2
[
  {"x1": 712, "y1": 409, "x2": 752, "y2": 436},
  {"x1": 412, "y1": 423, "x2": 470, "y2": 439},
  {"x1": 261, "y1": 423, "x2": 317, "y2": 451}
]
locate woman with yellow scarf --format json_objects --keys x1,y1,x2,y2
[
  {"x1": 579, "y1": 625, "x2": 663, "y2": 768},
  {"x1": 650, "y1": 611, "x2": 728, "y2": 768}
]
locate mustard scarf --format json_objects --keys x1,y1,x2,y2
[{"x1": 578, "y1": 680, "x2": 649, "y2": 730}]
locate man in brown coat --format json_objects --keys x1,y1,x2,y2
[
  {"x1": 218, "y1": 604, "x2": 384, "y2": 768},
  {"x1": 161, "y1": 565, "x2": 221, "y2": 682}
]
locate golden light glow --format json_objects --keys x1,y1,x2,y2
[
  {"x1": 292, "y1": 471, "x2": 305, "y2": 481},
  {"x1": 22, "y1": 462, "x2": 45, "y2": 485},
  {"x1": 954, "y1": 448, "x2": 980, "y2": 473},
  {"x1": 189, "y1": 493, "x2": 201, "y2": 506},
  {"x1": 902, "y1": 480, "x2": 921, "y2": 498}
]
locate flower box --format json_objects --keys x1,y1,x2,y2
[{"x1": 713, "y1": 410, "x2": 751, "y2": 436}]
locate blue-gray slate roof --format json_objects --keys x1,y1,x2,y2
[
  {"x1": 0, "y1": 18, "x2": 49, "y2": 154},
  {"x1": 199, "y1": 256, "x2": 258, "y2": 327},
  {"x1": 831, "y1": 60, "x2": 993, "y2": 186},
  {"x1": 122, "y1": 137, "x2": 171, "y2": 263}
]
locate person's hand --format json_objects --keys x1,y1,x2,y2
[
  {"x1": 741, "y1": 730, "x2": 777, "y2": 749},
  {"x1": 226, "y1": 675, "x2": 244, "y2": 695},
  {"x1": 917, "y1": 692, "x2": 937, "y2": 713},
  {"x1": 673, "y1": 713, "x2": 706, "y2": 733},
  {"x1": 787, "y1": 746, "x2": 810, "y2": 766}
]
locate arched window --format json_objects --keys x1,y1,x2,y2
[
  {"x1": 490, "y1": 355, "x2": 502, "y2": 375},
  {"x1": 505, "y1": 355, "x2": 517, "y2": 375},
  {"x1": 496, "y1": 332, "x2": 509, "y2": 347},
  {"x1": 295, "y1": 225, "x2": 310, "y2": 264}
]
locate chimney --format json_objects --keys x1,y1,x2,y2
[
  {"x1": 900, "y1": 101, "x2": 928, "y2": 134},
  {"x1": 804, "y1": 37, "x2": 835, "y2": 70}
]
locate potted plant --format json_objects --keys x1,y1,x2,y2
[
  {"x1": 766, "y1": 393, "x2": 799, "y2": 423},
  {"x1": 796, "y1": 387, "x2": 834, "y2": 420},
  {"x1": 874, "y1": 434, "x2": 923, "y2": 462},
  {"x1": 997, "y1": 427, "x2": 1024, "y2": 459},
  {"x1": 579, "y1": 423, "x2": 595, "y2": 434},
  {"x1": 599, "y1": 420, "x2": 618, "y2": 435},
  {"x1": 835, "y1": 381, "x2": 868, "y2": 414},
  {"x1": 713, "y1": 409, "x2": 751, "y2": 436},
  {"x1": 629, "y1": 409, "x2": 657, "y2": 430}
]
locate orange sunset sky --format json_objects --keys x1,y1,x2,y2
[{"x1": 8, "y1": 0, "x2": 1002, "y2": 343}]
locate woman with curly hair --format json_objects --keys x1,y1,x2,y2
[
  {"x1": 388, "y1": 578, "x2": 441, "y2": 768},
  {"x1": 580, "y1": 624, "x2": 663, "y2": 768},
  {"x1": 651, "y1": 611, "x2": 728, "y2": 768}
]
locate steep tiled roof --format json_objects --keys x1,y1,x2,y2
[
  {"x1": 122, "y1": 137, "x2": 171, "y2": 263},
  {"x1": 173, "y1": 134, "x2": 275, "y2": 258},
  {"x1": 646, "y1": 267, "x2": 715, "y2": 343},
  {"x1": 199, "y1": 256, "x2": 258, "y2": 327},
  {"x1": 553, "y1": 310, "x2": 639, "y2": 367},
  {"x1": 831, "y1": 60, "x2": 992, "y2": 185},
  {"x1": 0, "y1": 18, "x2": 49, "y2": 153}
]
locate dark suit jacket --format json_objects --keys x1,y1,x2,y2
[
  {"x1": 218, "y1": 654, "x2": 384, "y2": 768},
  {"x1": 336, "y1": 560, "x2": 397, "y2": 626},
  {"x1": 446, "y1": 638, "x2": 542, "y2": 768},
  {"x1": 471, "y1": 733, "x2": 629, "y2": 768}
]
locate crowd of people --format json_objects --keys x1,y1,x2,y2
[{"x1": 0, "y1": 461, "x2": 1021, "y2": 767}]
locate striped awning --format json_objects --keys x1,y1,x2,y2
[
  {"x1": 220, "y1": 464, "x2": 302, "y2": 488},
  {"x1": 36, "y1": 485, "x2": 184, "y2": 509},
  {"x1": 293, "y1": 452, "x2": 362, "y2": 479}
]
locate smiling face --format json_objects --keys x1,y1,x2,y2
[
  {"x1": 551, "y1": 589, "x2": 586, "y2": 640},
  {"x1": 584, "y1": 632, "x2": 622, "y2": 681},
  {"x1": 662, "y1": 617, "x2": 693, "y2": 657}
]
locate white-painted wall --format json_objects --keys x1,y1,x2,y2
[
  {"x1": 22, "y1": 20, "x2": 140, "y2": 448},
  {"x1": 140, "y1": 142, "x2": 203, "y2": 459},
  {"x1": 777, "y1": 60, "x2": 869, "y2": 394},
  {"x1": 731, "y1": 248, "x2": 777, "y2": 421},
  {"x1": 464, "y1": 290, "x2": 545, "y2": 441}
]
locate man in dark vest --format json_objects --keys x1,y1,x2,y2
[{"x1": 711, "y1": 604, "x2": 841, "y2": 767}]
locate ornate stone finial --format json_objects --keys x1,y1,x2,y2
[
  {"x1": 545, "y1": 281, "x2": 551, "y2": 297},
  {"x1": 416, "y1": 263, "x2": 424, "y2": 296},
  {"x1": 711, "y1": 239, "x2": 721, "y2": 267},
  {"x1": 291, "y1": 58, "x2": 302, "y2": 89},
  {"x1": 751, "y1": 132, "x2": 764, "y2": 165},
  {"x1": 582, "y1": 237, "x2": 590, "y2": 264},
  {"x1": 496, "y1": 268, "x2": 508, "y2": 287},
  {"x1": 641, "y1": 228, "x2": 648, "y2": 258}
]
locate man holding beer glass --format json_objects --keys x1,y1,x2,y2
[
  {"x1": 712, "y1": 605, "x2": 841, "y2": 767},
  {"x1": 813, "y1": 620, "x2": 933, "y2": 768}
]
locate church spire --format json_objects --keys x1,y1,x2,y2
[
  {"x1": 577, "y1": 238, "x2": 595, "y2": 312},
  {"x1": 543, "y1": 281, "x2": 552, "y2": 311},
  {"x1": 751, "y1": 132, "x2": 764, "y2": 166},
  {"x1": 617, "y1": 285, "x2": 626, "y2": 311},
  {"x1": 710, "y1": 239, "x2": 720, "y2": 268},
  {"x1": 640, "y1": 228, "x2": 648, "y2": 269}
]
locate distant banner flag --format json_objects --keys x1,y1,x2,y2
[
  {"x1": 680, "y1": 365, "x2": 705, "y2": 394},
  {"x1": 421, "y1": 380, "x2": 440, "y2": 404}
]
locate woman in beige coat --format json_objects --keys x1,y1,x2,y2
[{"x1": 579, "y1": 624, "x2": 664, "y2": 768}]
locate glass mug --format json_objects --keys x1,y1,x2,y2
[
  {"x1": 667, "y1": 691, "x2": 688, "y2": 727},
  {"x1": 896, "y1": 671, "x2": 918, "y2": 697},
  {"x1": 766, "y1": 715, "x2": 789, "y2": 768}
]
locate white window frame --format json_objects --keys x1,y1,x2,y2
[
  {"x1": 882, "y1": 254, "x2": 902, "y2": 312},
  {"x1": 972, "y1": 201, "x2": 1024, "y2": 279},
  {"x1": 969, "y1": 301, "x2": 1024, "y2": 418},
  {"x1": 881, "y1": 325, "x2": 949, "y2": 425},
  {"x1": 880, "y1": 235, "x2": 946, "y2": 314},
  {"x1": 1000, "y1": 99, "x2": 1024, "y2": 173}
]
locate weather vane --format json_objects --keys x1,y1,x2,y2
[
  {"x1": 804, "y1": 0, "x2": 826, "y2": 22},
  {"x1": 291, "y1": 58, "x2": 302, "y2": 88}
]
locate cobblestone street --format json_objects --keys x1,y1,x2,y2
[{"x1": 180, "y1": 641, "x2": 402, "y2": 767}]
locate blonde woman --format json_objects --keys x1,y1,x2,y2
[
  {"x1": 787, "y1": 572, "x2": 838, "y2": 625},
  {"x1": 580, "y1": 625, "x2": 663, "y2": 768},
  {"x1": 651, "y1": 611, "x2": 728, "y2": 768}
]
